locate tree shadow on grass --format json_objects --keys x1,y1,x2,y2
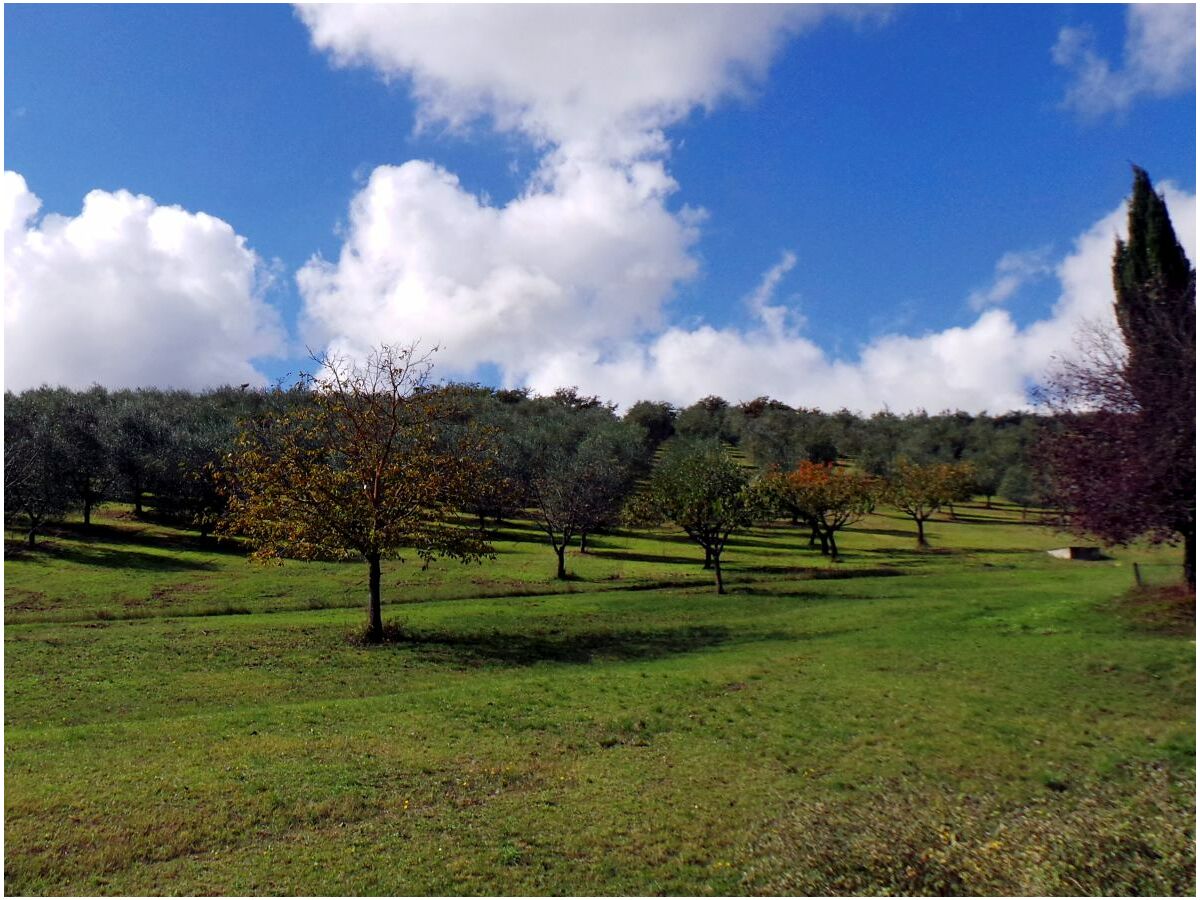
[
  {"x1": 367, "y1": 623, "x2": 741, "y2": 666},
  {"x1": 723, "y1": 534, "x2": 812, "y2": 551},
  {"x1": 7, "y1": 535, "x2": 215, "y2": 571},
  {"x1": 730, "y1": 564, "x2": 906, "y2": 580},
  {"x1": 589, "y1": 548, "x2": 706, "y2": 567},
  {"x1": 52, "y1": 521, "x2": 246, "y2": 558}
]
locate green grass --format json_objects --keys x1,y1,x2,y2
[{"x1": 5, "y1": 502, "x2": 1194, "y2": 895}]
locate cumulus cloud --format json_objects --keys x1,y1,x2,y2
[
  {"x1": 297, "y1": 6, "x2": 1193, "y2": 414},
  {"x1": 1054, "y1": 4, "x2": 1196, "y2": 117},
  {"x1": 299, "y1": 158, "x2": 702, "y2": 375},
  {"x1": 514, "y1": 185, "x2": 1196, "y2": 413},
  {"x1": 297, "y1": 5, "x2": 865, "y2": 382},
  {"x1": 297, "y1": 4, "x2": 847, "y2": 161},
  {"x1": 4, "y1": 172, "x2": 284, "y2": 391}
]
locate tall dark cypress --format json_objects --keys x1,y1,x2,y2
[
  {"x1": 1112, "y1": 166, "x2": 1196, "y2": 405},
  {"x1": 1111, "y1": 166, "x2": 1196, "y2": 585}
]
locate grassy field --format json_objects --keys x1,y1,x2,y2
[{"x1": 4, "y1": 502, "x2": 1194, "y2": 895}]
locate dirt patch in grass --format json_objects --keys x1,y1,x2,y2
[
  {"x1": 1111, "y1": 584, "x2": 1195, "y2": 637},
  {"x1": 5, "y1": 588, "x2": 51, "y2": 613}
]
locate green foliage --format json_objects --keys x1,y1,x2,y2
[
  {"x1": 1113, "y1": 166, "x2": 1195, "y2": 380},
  {"x1": 622, "y1": 400, "x2": 676, "y2": 453},
  {"x1": 3, "y1": 391, "x2": 74, "y2": 543},
  {"x1": 638, "y1": 440, "x2": 761, "y2": 592},
  {"x1": 674, "y1": 395, "x2": 737, "y2": 444},
  {"x1": 513, "y1": 403, "x2": 643, "y2": 577}
]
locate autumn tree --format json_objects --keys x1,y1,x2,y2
[
  {"x1": 885, "y1": 458, "x2": 960, "y2": 548},
  {"x1": 635, "y1": 440, "x2": 760, "y2": 594},
  {"x1": 217, "y1": 345, "x2": 492, "y2": 642},
  {"x1": 1037, "y1": 167, "x2": 1196, "y2": 584},
  {"x1": 774, "y1": 462, "x2": 878, "y2": 561}
]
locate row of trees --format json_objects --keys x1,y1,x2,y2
[
  {"x1": 3, "y1": 381, "x2": 1044, "y2": 550},
  {"x1": 4, "y1": 384, "x2": 303, "y2": 546},
  {"x1": 632, "y1": 448, "x2": 976, "y2": 593},
  {"x1": 3, "y1": 345, "x2": 1004, "y2": 635},
  {"x1": 627, "y1": 396, "x2": 1041, "y2": 502}
]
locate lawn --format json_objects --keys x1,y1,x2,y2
[{"x1": 4, "y1": 502, "x2": 1194, "y2": 895}]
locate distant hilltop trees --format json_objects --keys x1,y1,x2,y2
[{"x1": 5, "y1": 375, "x2": 1043, "y2": 547}]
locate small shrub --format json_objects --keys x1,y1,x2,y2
[{"x1": 740, "y1": 763, "x2": 1194, "y2": 896}]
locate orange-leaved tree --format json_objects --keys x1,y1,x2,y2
[
  {"x1": 783, "y1": 462, "x2": 879, "y2": 561},
  {"x1": 216, "y1": 345, "x2": 493, "y2": 642}
]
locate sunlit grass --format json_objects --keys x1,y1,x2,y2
[{"x1": 5, "y1": 500, "x2": 1193, "y2": 894}]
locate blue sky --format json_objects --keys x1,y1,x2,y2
[{"x1": 4, "y1": 4, "x2": 1195, "y2": 411}]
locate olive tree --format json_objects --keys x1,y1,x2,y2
[{"x1": 636, "y1": 440, "x2": 760, "y2": 594}]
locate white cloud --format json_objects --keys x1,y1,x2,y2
[
  {"x1": 296, "y1": 6, "x2": 1194, "y2": 414},
  {"x1": 296, "y1": 5, "x2": 865, "y2": 383},
  {"x1": 745, "y1": 250, "x2": 801, "y2": 334},
  {"x1": 966, "y1": 248, "x2": 1053, "y2": 311},
  {"x1": 4, "y1": 172, "x2": 285, "y2": 391},
  {"x1": 297, "y1": 4, "x2": 852, "y2": 161},
  {"x1": 298, "y1": 158, "x2": 701, "y2": 374},
  {"x1": 1054, "y1": 4, "x2": 1196, "y2": 117},
  {"x1": 518, "y1": 185, "x2": 1196, "y2": 413}
]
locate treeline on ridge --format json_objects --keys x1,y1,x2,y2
[{"x1": 4, "y1": 381, "x2": 1048, "y2": 550}]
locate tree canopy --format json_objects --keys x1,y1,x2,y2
[{"x1": 217, "y1": 346, "x2": 493, "y2": 641}]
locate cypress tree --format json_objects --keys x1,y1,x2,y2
[
  {"x1": 1112, "y1": 166, "x2": 1196, "y2": 406},
  {"x1": 1112, "y1": 166, "x2": 1196, "y2": 584}
]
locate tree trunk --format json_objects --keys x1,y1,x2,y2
[
  {"x1": 817, "y1": 529, "x2": 830, "y2": 556},
  {"x1": 713, "y1": 552, "x2": 725, "y2": 595},
  {"x1": 27, "y1": 526, "x2": 37, "y2": 548},
  {"x1": 367, "y1": 552, "x2": 383, "y2": 642},
  {"x1": 133, "y1": 490, "x2": 144, "y2": 515},
  {"x1": 83, "y1": 497, "x2": 92, "y2": 526},
  {"x1": 947, "y1": 502, "x2": 957, "y2": 520},
  {"x1": 916, "y1": 517, "x2": 928, "y2": 548},
  {"x1": 555, "y1": 544, "x2": 567, "y2": 580},
  {"x1": 808, "y1": 523, "x2": 820, "y2": 548},
  {"x1": 984, "y1": 494, "x2": 992, "y2": 509},
  {"x1": 1183, "y1": 526, "x2": 1195, "y2": 588},
  {"x1": 827, "y1": 529, "x2": 839, "y2": 562},
  {"x1": 703, "y1": 545, "x2": 713, "y2": 569},
  {"x1": 579, "y1": 531, "x2": 589, "y2": 553}
]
